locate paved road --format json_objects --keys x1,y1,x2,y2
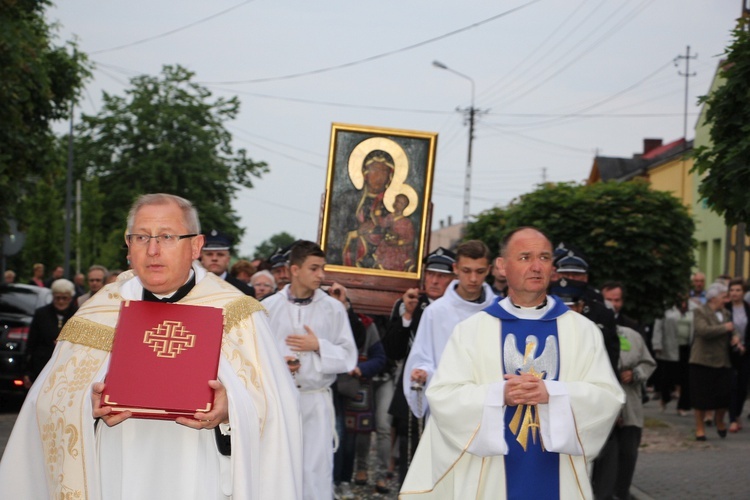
[
  {"x1": 631, "y1": 399, "x2": 750, "y2": 499},
  {"x1": 3, "y1": 396, "x2": 750, "y2": 499}
]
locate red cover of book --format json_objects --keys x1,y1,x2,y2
[{"x1": 101, "y1": 300, "x2": 224, "y2": 420}]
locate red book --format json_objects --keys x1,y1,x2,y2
[{"x1": 101, "y1": 300, "x2": 224, "y2": 420}]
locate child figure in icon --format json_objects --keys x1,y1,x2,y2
[{"x1": 374, "y1": 193, "x2": 417, "y2": 272}]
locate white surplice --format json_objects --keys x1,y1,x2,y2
[
  {"x1": 263, "y1": 285, "x2": 357, "y2": 500},
  {"x1": 0, "y1": 266, "x2": 303, "y2": 500},
  {"x1": 403, "y1": 280, "x2": 495, "y2": 418}
]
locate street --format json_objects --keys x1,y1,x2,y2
[{"x1": 3, "y1": 397, "x2": 750, "y2": 498}]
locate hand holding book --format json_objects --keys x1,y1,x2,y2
[
  {"x1": 93, "y1": 379, "x2": 229, "y2": 429},
  {"x1": 92, "y1": 382, "x2": 132, "y2": 427},
  {"x1": 176, "y1": 379, "x2": 229, "y2": 430}
]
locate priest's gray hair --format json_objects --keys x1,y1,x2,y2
[
  {"x1": 705, "y1": 282, "x2": 728, "y2": 301},
  {"x1": 126, "y1": 193, "x2": 201, "y2": 234}
]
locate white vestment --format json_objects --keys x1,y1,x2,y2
[
  {"x1": 263, "y1": 286, "x2": 357, "y2": 500},
  {"x1": 403, "y1": 281, "x2": 495, "y2": 417},
  {"x1": 400, "y1": 297, "x2": 625, "y2": 499},
  {"x1": 0, "y1": 266, "x2": 303, "y2": 500}
]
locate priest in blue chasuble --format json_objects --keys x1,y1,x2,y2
[{"x1": 400, "y1": 227, "x2": 624, "y2": 499}]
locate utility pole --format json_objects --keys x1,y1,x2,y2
[
  {"x1": 63, "y1": 48, "x2": 76, "y2": 280},
  {"x1": 674, "y1": 46, "x2": 697, "y2": 145},
  {"x1": 63, "y1": 97, "x2": 74, "y2": 279},
  {"x1": 433, "y1": 61, "x2": 484, "y2": 225}
]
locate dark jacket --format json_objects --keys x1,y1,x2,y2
[
  {"x1": 726, "y1": 300, "x2": 750, "y2": 366},
  {"x1": 381, "y1": 294, "x2": 430, "y2": 361},
  {"x1": 225, "y1": 274, "x2": 255, "y2": 297},
  {"x1": 26, "y1": 302, "x2": 77, "y2": 380},
  {"x1": 582, "y1": 294, "x2": 620, "y2": 374},
  {"x1": 382, "y1": 294, "x2": 431, "y2": 423}
]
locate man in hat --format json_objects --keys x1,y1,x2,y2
[
  {"x1": 400, "y1": 227, "x2": 624, "y2": 499},
  {"x1": 268, "y1": 245, "x2": 292, "y2": 292},
  {"x1": 404, "y1": 240, "x2": 495, "y2": 418},
  {"x1": 555, "y1": 248, "x2": 620, "y2": 373},
  {"x1": 382, "y1": 246, "x2": 457, "y2": 487},
  {"x1": 201, "y1": 229, "x2": 255, "y2": 297}
]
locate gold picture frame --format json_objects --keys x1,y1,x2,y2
[{"x1": 320, "y1": 123, "x2": 437, "y2": 280}]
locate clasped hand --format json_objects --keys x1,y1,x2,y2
[
  {"x1": 504, "y1": 373, "x2": 549, "y2": 406},
  {"x1": 91, "y1": 379, "x2": 229, "y2": 429}
]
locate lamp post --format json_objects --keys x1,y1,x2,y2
[{"x1": 433, "y1": 60, "x2": 476, "y2": 225}]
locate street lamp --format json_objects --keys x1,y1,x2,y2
[{"x1": 432, "y1": 60, "x2": 477, "y2": 225}]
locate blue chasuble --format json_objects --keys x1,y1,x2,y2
[{"x1": 484, "y1": 297, "x2": 569, "y2": 500}]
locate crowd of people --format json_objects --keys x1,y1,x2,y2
[{"x1": 2, "y1": 192, "x2": 749, "y2": 500}]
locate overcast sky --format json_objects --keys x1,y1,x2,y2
[{"x1": 47, "y1": 0, "x2": 743, "y2": 258}]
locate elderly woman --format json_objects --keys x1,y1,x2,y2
[
  {"x1": 690, "y1": 282, "x2": 738, "y2": 440},
  {"x1": 250, "y1": 269, "x2": 276, "y2": 300},
  {"x1": 24, "y1": 278, "x2": 78, "y2": 385}
]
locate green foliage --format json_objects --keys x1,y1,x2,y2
[
  {"x1": 464, "y1": 206, "x2": 508, "y2": 256},
  {"x1": 692, "y1": 19, "x2": 750, "y2": 229},
  {"x1": 0, "y1": 0, "x2": 89, "y2": 231},
  {"x1": 8, "y1": 141, "x2": 67, "y2": 279},
  {"x1": 73, "y1": 64, "x2": 268, "y2": 269},
  {"x1": 466, "y1": 181, "x2": 696, "y2": 323},
  {"x1": 253, "y1": 232, "x2": 296, "y2": 260}
]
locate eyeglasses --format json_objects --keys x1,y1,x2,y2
[{"x1": 126, "y1": 234, "x2": 197, "y2": 247}]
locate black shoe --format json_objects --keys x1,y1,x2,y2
[
  {"x1": 375, "y1": 482, "x2": 390, "y2": 494},
  {"x1": 718, "y1": 429, "x2": 727, "y2": 438},
  {"x1": 696, "y1": 435, "x2": 707, "y2": 441},
  {"x1": 705, "y1": 418, "x2": 714, "y2": 427}
]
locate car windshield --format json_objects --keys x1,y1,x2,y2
[{"x1": 0, "y1": 286, "x2": 47, "y2": 316}]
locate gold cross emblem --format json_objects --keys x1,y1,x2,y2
[{"x1": 143, "y1": 320, "x2": 196, "y2": 358}]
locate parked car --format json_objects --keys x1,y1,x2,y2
[{"x1": 0, "y1": 283, "x2": 52, "y2": 397}]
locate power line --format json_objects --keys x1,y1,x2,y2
[
  {"x1": 487, "y1": 57, "x2": 676, "y2": 133},
  {"x1": 209, "y1": 86, "x2": 451, "y2": 115},
  {"x1": 490, "y1": 0, "x2": 653, "y2": 109},
  {"x1": 90, "y1": 1, "x2": 255, "y2": 55},
  {"x1": 197, "y1": 0, "x2": 543, "y2": 85},
  {"x1": 481, "y1": 0, "x2": 600, "y2": 102}
]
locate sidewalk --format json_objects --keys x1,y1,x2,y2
[{"x1": 631, "y1": 399, "x2": 750, "y2": 499}]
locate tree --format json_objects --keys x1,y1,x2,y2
[
  {"x1": 7, "y1": 138, "x2": 68, "y2": 279},
  {"x1": 253, "y1": 232, "x2": 296, "y2": 260},
  {"x1": 692, "y1": 19, "x2": 750, "y2": 230},
  {"x1": 466, "y1": 181, "x2": 695, "y2": 323},
  {"x1": 73, "y1": 64, "x2": 268, "y2": 269},
  {"x1": 0, "y1": 0, "x2": 89, "y2": 232}
]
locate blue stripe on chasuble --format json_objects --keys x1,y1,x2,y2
[{"x1": 501, "y1": 317, "x2": 560, "y2": 499}]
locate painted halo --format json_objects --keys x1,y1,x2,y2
[
  {"x1": 347, "y1": 137, "x2": 408, "y2": 190},
  {"x1": 384, "y1": 183, "x2": 419, "y2": 217}
]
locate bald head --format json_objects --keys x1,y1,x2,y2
[{"x1": 498, "y1": 228, "x2": 554, "y2": 307}]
